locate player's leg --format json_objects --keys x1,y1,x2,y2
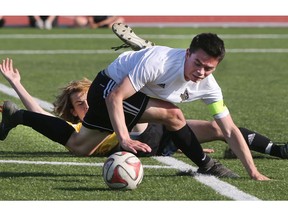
[
  {"x1": 238, "y1": 127, "x2": 288, "y2": 159},
  {"x1": 186, "y1": 119, "x2": 288, "y2": 159},
  {"x1": 0, "y1": 101, "x2": 110, "y2": 156},
  {"x1": 186, "y1": 119, "x2": 225, "y2": 143},
  {"x1": 139, "y1": 98, "x2": 239, "y2": 178},
  {"x1": 0, "y1": 101, "x2": 75, "y2": 144}
]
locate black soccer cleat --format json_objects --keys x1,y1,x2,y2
[
  {"x1": 197, "y1": 158, "x2": 240, "y2": 178},
  {"x1": 0, "y1": 101, "x2": 21, "y2": 141}
]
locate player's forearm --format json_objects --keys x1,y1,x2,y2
[
  {"x1": 10, "y1": 80, "x2": 52, "y2": 116},
  {"x1": 226, "y1": 129, "x2": 260, "y2": 178},
  {"x1": 106, "y1": 93, "x2": 130, "y2": 143},
  {"x1": 215, "y1": 116, "x2": 261, "y2": 179}
]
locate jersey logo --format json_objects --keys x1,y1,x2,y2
[
  {"x1": 180, "y1": 88, "x2": 189, "y2": 102},
  {"x1": 157, "y1": 83, "x2": 166, "y2": 88}
]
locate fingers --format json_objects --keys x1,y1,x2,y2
[
  {"x1": 133, "y1": 140, "x2": 152, "y2": 153},
  {"x1": 0, "y1": 58, "x2": 7, "y2": 72},
  {"x1": 0, "y1": 58, "x2": 12, "y2": 72},
  {"x1": 203, "y1": 148, "x2": 215, "y2": 154},
  {"x1": 121, "y1": 140, "x2": 152, "y2": 154},
  {"x1": 9, "y1": 58, "x2": 13, "y2": 70},
  {"x1": 134, "y1": 143, "x2": 152, "y2": 153}
]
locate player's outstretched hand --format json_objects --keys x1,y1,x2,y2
[
  {"x1": 0, "y1": 58, "x2": 21, "y2": 84},
  {"x1": 120, "y1": 138, "x2": 152, "y2": 154}
]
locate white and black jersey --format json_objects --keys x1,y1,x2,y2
[{"x1": 107, "y1": 46, "x2": 223, "y2": 105}]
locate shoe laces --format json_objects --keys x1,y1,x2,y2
[{"x1": 111, "y1": 43, "x2": 131, "y2": 51}]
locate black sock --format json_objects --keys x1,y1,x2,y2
[
  {"x1": 170, "y1": 124, "x2": 211, "y2": 167},
  {"x1": 239, "y1": 127, "x2": 275, "y2": 155},
  {"x1": 21, "y1": 110, "x2": 75, "y2": 145}
]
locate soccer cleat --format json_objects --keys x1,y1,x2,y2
[
  {"x1": 279, "y1": 143, "x2": 288, "y2": 159},
  {"x1": 0, "y1": 101, "x2": 21, "y2": 141},
  {"x1": 111, "y1": 23, "x2": 155, "y2": 51},
  {"x1": 197, "y1": 159, "x2": 240, "y2": 178}
]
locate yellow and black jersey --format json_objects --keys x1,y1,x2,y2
[{"x1": 68, "y1": 122, "x2": 119, "y2": 156}]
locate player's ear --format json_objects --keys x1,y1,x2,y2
[{"x1": 186, "y1": 48, "x2": 191, "y2": 57}]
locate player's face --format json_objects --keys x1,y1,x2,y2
[
  {"x1": 70, "y1": 91, "x2": 89, "y2": 121},
  {"x1": 184, "y1": 48, "x2": 219, "y2": 83}
]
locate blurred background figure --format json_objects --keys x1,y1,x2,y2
[
  {"x1": 67, "y1": 16, "x2": 89, "y2": 27},
  {"x1": 0, "y1": 16, "x2": 5, "y2": 28},
  {"x1": 28, "y1": 16, "x2": 58, "y2": 30},
  {"x1": 63, "y1": 16, "x2": 125, "y2": 28},
  {"x1": 87, "y1": 16, "x2": 125, "y2": 28}
]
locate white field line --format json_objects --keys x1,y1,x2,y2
[
  {"x1": 154, "y1": 156, "x2": 260, "y2": 201},
  {"x1": 1, "y1": 33, "x2": 288, "y2": 40},
  {"x1": 1, "y1": 33, "x2": 287, "y2": 55},
  {"x1": 0, "y1": 83, "x2": 54, "y2": 112},
  {"x1": 0, "y1": 159, "x2": 170, "y2": 169},
  {"x1": 1, "y1": 49, "x2": 288, "y2": 55}
]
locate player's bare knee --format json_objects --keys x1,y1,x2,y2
[{"x1": 163, "y1": 108, "x2": 186, "y2": 129}]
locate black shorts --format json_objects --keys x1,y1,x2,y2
[
  {"x1": 133, "y1": 123, "x2": 164, "y2": 157},
  {"x1": 131, "y1": 123, "x2": 177, "y2": 157},
  {"x1": 82, "y1": 71, "x2": 150, "y2": 132},
  {"x1": 107, "y1": 123, "x2": 178, "y2": 157},
  {"x1": 108, "y1": 123, "x2": 168, "y2": 157}
]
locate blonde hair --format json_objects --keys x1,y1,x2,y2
[{"x1": 53, "y1": 78, "x2": 92, "y2": 123}]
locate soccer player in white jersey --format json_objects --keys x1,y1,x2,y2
[
  {"x1": 0, "y1": 32, "x2": 269, "y2": 180},
  {"x1": 99, "y1": 33, "x2": 268, "y2": 180},
  {"x1": 111, "y1": 23, "x2": 288, "y2": 159}
]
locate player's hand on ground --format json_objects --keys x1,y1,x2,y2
[
  {"x1": 251, "y1": 172, "x2": 270, "y2": 181},
  {"x1": 0, "y1": 58, "x2": 21, "y2": 83},
  {"x1": 203, "y1": 148, "x2": 214, "y2": 154},
  {"x1": 120, "y1": 138, "x2": 152, "y2": 154}
]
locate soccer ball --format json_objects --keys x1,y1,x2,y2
[{"x1": 102, "y1": 151, "x2": 144, "y2": 190}]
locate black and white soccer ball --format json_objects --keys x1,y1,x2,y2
[{"x1": 102, "y1": 151, "x2": 144, "y2": 190}]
